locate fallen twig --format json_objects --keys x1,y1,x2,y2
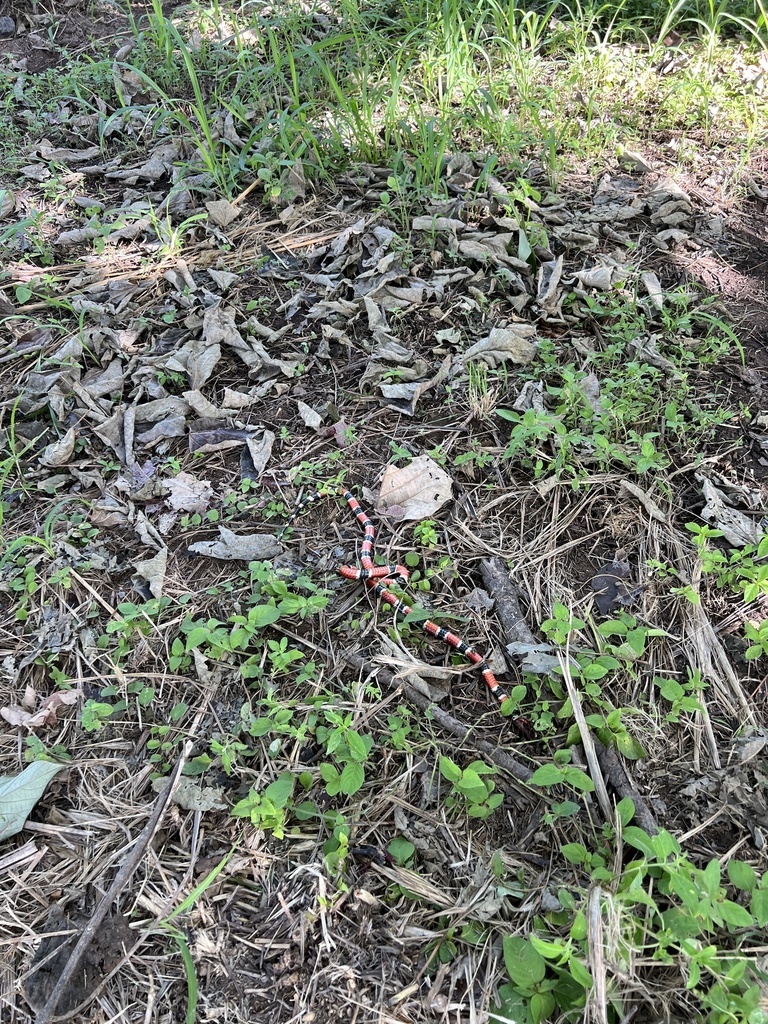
[{"x1": 344, "y1": 653, "x2": 536, "y2": 787}]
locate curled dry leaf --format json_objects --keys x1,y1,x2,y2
[
  {"x1": 188, "y1": 527, "x2": 282, "y2": 561},
  {"x1": 462, "y1": 325, "x2": 538, "y2": 368},
  {"x1": 133, "y1": 547, "x2": 168, "y2": 600},
  {"x1": 700, "y1": 478, "x2": 764, "y2": 546},
  {"x1": 376, "y1": 455, "x2": 453, "y2": 522},
  {"x1": 245, "y1": 429, "x2": 275, "y2": 477},
  {"x1": 379, "y1": 354, "x2": 451, "y2": 416},
  {"x1": 39, "y1": 428, "x2": 76, "y2": 468}
]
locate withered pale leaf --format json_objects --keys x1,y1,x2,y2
[
  {"x1": 375, "y1": 455, "x2": 453, "y2": 522},
  {"x1": 0, "y1": 761, "x2": 64, "y2": 842},
  {"x1": 462, "y1": 326, "x2": 537, "y2": 368},
  {"x1": 297, "y1": 401, "x2": 322, "y2": 429},
  {"x1": 165, "y1": 334, "x2": 221, "y2": 389},
  {"x1": 133, "y1": 547, "x2": 168, "y2": 600},
  {"x1": 151, "y1": 776, "x2": 227, "y2": 811},
  {"x1": 188, "y1": 527, "x2": 281, "y2": 561},
  {"x1": 163, "y1": 472, "x2": 214, "y2": 513},
  {"x1": 39, "y1": 428, "x2": 76, "y2": 468}
]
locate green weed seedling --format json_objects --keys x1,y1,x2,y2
[
  {"x1": 231, "y1": 772, "x2": 296, "y2": 839},
  {"x1": 318, "y1": 710, "x2": 374, "y2": 798},
  {"x1": 689, "y1": 525, "x2": 768, "y2": 604},
  {"x1": 654, "y1": 671, "x2": 705, "y2": 723},
  {"x1": 492, "y1": 797, "x2": 768, "y2": 1024},
  {"x1": 439, "y1": 756, "x2": 504, "y2": 819}
]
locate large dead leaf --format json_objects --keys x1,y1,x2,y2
[
  {"x1": 0, "y1": 761, "x2": 64, "y2": 842},
  {"x1": 188, "y1": 527, "x2": 281, "y2": 561},
  {"x1": 162, "y1": 472, "x2": 214, "y2": 513},
  {"x1": 462, "y1": 325, "x2": 538, "y2": 367},
  {"x1": 375, "y1": 456, "x2": 453, "y2": 522},
  {"x1": 133, "y1": 547, "x2": 168, "y2": 600}
]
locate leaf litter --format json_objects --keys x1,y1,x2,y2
[{"x1": 1, "y1": 12, "x2": 768, "y2": 1024}]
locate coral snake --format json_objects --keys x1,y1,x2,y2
[{"x1": 279, "y1": 487, "x2": 512, "y2": 710}]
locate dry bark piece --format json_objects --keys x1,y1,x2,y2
[{"x1": 699, "y1": 477, "x2": 764, "y2": 546}]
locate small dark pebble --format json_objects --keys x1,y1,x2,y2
[{"x1": 0, "y1": 16, "x2": 15, "y2": 36}]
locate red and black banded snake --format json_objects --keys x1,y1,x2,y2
[{"x1": 279, "y1": 487, "x2": 512, "y2": 710}]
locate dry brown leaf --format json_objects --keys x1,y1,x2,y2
[
  {"x1": 462, "y1": 325, "x2": 538, "y2": 367},
  {"x1": 206, "y1": 199, "x2": 241, "y2": 228},
  {"x1": 163, "y1": 472, "x2": 214, "y2": 513},
  {"x1": 188, "y1": 527, "x2": 281, "y2": 561},
  {"x1": 375, "y1": 456, "x2": 453, "y2": 522},
  {"x1": 133, "y1": 547, "x2": 168, "y2": 600},
  {"x1": 39, "y1": 428, "x2": 76, "y2": 468}
]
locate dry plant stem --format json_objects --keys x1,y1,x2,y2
[
  {"x1": 560, "y1": 649, "x2": 612, "y2": 820},
  {"x1": 344, "y1": 653, "x2": 536, "y2": 785},
  {"x1": 593, "y1": 738, "x2": 658, "y2": 835},
  {"x1": 587, "y1": 886, "x2": 608, "y2": 1024}
]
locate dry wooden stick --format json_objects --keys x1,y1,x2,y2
[
  {"x1": 344, "y1": 653, "x2": 535, "y2": 786},
  {"x1": 36, "y1": 692, "x2": 216, "y2": 1024},
  {"x1": 479, "y1": 557, "x2": 658, "y2": 833}
]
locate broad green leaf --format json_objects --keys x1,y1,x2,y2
[
  {"x1": 700, "y1": 859, "x2": 721, "y2": 897},
  {"x1": 388, "y1": 837, "x2": 415, "y2": 865},
  {"x1": 529, "y1": 934, "x2": 567, "y2": 959},
  {"x1": 530, "y1": 991, "x2": 555, "y2": 1024},
  {"x1": 615, "y1": 732, "x2": 646, "y2": 760},
  {"x1": 651, "y1": 829, "x2": 681, "y2": 859},
  {"x1": 560, "y1": 843, "x2": 588, "y2": 865},
  {"x1": 530, "y1": 764, "x2": 565, "y2": 787},
  {"x1": 489, "y1": 984, "x2": 533, "y2": 1024},
  {"x1": 439, "y1": 757, "x2": 462, "y2": 783},
  {"x1": 568, "y1": 956, "x2": 593, "y2": 989},
  {"x1": 265, "y1": 772, "x2": 294, "y2": 809},
  {"x1": 339, "y1": 761, "x2": 364, "y2": 795},
  {"x1": 0, "y1": 761, "x2": 64, "y2": 842},
  {"x1": 622, "y1": 826, "x2": 656, "y2": 858},
  {"x1": 502, "y1": 935, "x2": 546, "y2": 988},
  {"x1": 751, "y1": 889, "x2": 768, "y2": 927},
  {"x1": 718, "y1": 899, "x2": 754, "y2": 928},
  {"x1": 616, "y1": 797, "x2": 635, "y2": 826},
  {"x1": 346, "y1": 730, "x2": 369, "y2": 762},
  {"x1": 727, "y1": 860, "x2": 758, "y2": 892},
  {"x1": 319, "y1": 763, "x2": 339, "y2": 783},
  {"x1": 563, "y1": 767, "x2": 595, "y2": 792},
  {"x1": 247, "y1": 604, "x2": 281, "y2": 628}
]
